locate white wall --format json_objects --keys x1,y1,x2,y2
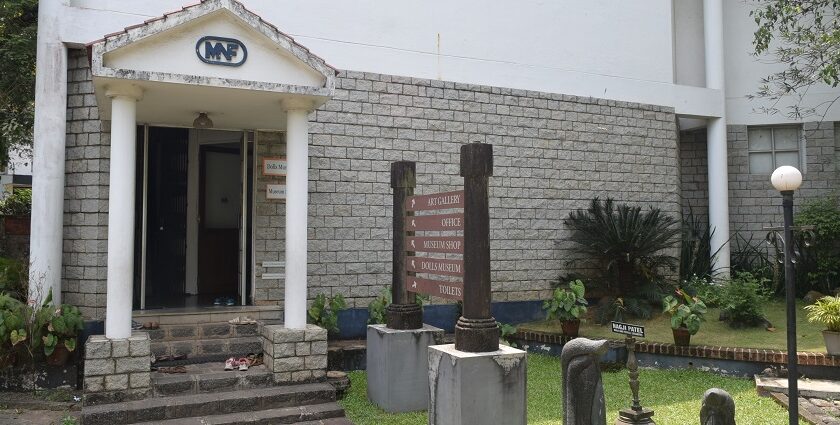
[{"x1": 61, "y1": 0, "x2": 687, "y2": 109}]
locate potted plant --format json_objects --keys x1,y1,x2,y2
[
  {"x1": 662, "y1": 289, "x2": 707, "y2": 346},
  {"x1": 41, "y1": 304, "x2": 84, "y2": 366},
  {"x1": 308, "y1": 293, "x2": 347, "y2": 339},
  {"x1": 804, "y1": 295, "x2": 840, "y2": 355},
  {"x1": 0, "y1": 189, "x2": 31, "y2": 236},
  {"x1": 543, "y1": 279, "x2": 588, "y2": 337}
]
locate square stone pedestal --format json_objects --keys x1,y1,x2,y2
[
  {"x1": 367, "y1": 324, "x2": 444, "y2": 412},
  {"x1": 428, "y1": 344, "x2": 526, "y2": 425},
  {"x1": 260, "y1": 323, "x2": 328, "y2": 384},
  {"x1": 83, "y1": 332, "x2": 151, "y2": 406}
]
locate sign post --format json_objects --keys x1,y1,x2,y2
[
  {"x1": 455, "y1": 142, "x2": 499, "y2": 353},
  {"x1": 611, "y1": 321, "x2": 656, "y2": 425},
  {"x1": 386, "y1": 161, "x2": 423, "y2": 330}
]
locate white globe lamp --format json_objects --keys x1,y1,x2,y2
[{"x1": 770, "y1": 165, "x2": 802, "y2": 192}]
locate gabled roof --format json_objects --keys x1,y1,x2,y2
[{"x1": 88, "y1": 0, "x2": 337, "y2": 97}]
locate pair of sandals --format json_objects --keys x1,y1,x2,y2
[{"x1": 225, "y1": 357, "x2": 251, "y2": 371}]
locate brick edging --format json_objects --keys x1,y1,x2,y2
[{"x1": 513, "y1": 330, "x2": 840, "y2": 367}]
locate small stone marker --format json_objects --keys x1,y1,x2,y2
[
  {"x1": 561, "y1": 338, "x2": 610, "y2": 425},
  {"x1": 612, "y1": 322, "x2": 655, "y2": 425},
  {"x1": 700, "y1": 388, "x2": 736, "y2": 425}
]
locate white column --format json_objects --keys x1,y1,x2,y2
[
  {"x1": 29, "y1": 0, "x2": 67, "y2": 304},
  {"x1": 105, "y1": 87, "x2": 142, "y2": 339},
  {"x1": 285, "y1": 108, "x2": 311, "y2": 329},
  {"x1": 704, "y1": 0, "x2": 731, "y2": 274}
]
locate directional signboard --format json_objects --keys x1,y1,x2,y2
[
  {"x1": 406, "y1": 236, "x2": 464, "y2": 254},
  {"x1": 407, "y1": 276, "x2": 464, "y2": 300},
  {"x1": 406, "y1": 256, "x2": 463, "y2": 277},
  {"x1": 610, "y1": 321, "x2": 645, "y2": 338},
  {"x1": 406, "y1": 190, "x2": 465, "y2": 211},
  {"x1": 405, "y1": 213, "x2": 464, "y2": 231}
]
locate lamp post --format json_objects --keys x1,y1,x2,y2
[{"x1": 771, "y1": 165, "x2": 803, "y2": 425}]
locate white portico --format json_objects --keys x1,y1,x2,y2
[{"x1": 69, "y1": 0, "x2": 336, "y2": 339}]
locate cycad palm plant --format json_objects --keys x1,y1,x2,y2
[{"x1": 564, "y1": 198, "x2": 680, "y2": 296}]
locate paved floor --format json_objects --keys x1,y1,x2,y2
[{"x1": 0, "y1": 409, "x2": 79, "y2": 425}]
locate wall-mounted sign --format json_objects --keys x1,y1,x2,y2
[
  {"x1": 266, "y1": 184, "x2": 286, "y2": 200},
  {"x1": 196, "y1": 36, "x2": 248, "y2": 67},
  {"x1": 262, "y1": 157, "x2": 287, "y2": 176}
]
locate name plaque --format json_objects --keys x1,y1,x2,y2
[
  {"x1": 266, "y1": 184, "x2": 286, "y2": 200},
  {"x1": 610, "y1": 321, "x2": 645, "y2": 338},
  {"x1": 406, "y1": 236, "x2": 464, "y2": 254}
]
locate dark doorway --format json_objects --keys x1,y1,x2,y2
[
  {"x1": 198, "y1": 143, "x2": 241, "y2": 303},
  {"x1": 143, "y1": 127, "x2": 189, "y2": 309}
]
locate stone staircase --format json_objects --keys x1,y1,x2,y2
[{"x1": 82, "y1": 320, "x2": 351, "y2": 424}]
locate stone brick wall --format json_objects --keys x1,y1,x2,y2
[
  {"x1": 253, "y1": 131, "x2": 286, "y2": 305},
  {"x1": 62, "y1": 49, "x2": 109, "y2": 318},
  {"x1": 306, "y1": 71, "x2": 680, "y2": 307},
  {"x1": 83, "y1": 332, "x2": 151, "y2": 405},
  {"x1": 260, "y1": 323, "x2": 327, "y2": 384},
  {"x1": 61, "y1": 48, "x2": 681, "y2": 314},
  {"x1": 679, "y1": 123, "x2": 840, "y2": 246}
]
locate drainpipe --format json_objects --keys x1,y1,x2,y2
[
  {"x1": 29, "y1": 0, "x2": 68, "y2": 304},
  {"x1": 704, "y1": 0, "x2": 731, "y2": 276}
]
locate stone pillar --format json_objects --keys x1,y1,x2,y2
[
  {"x1": 284, "y1": 106, "x2": 310, "y2": 329},
  {"x1": 104, "y1": 86, "x2": 142, "y2": 339},
  {"x1": 29, "y1": 0, "x2": 67, "y2": 304},
  {"x1": 261, "y1": 323, "x2": 327, "y2": 384},
  {"x1": 83, "y1": 332, "x2": 151, "y2": 406}
]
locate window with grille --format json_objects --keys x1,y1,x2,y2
[{"x1": 747, "y1": 126, "x2": 802, "y2": 174}]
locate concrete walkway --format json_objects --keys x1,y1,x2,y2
[{"x1": 757, "y1": 375, "x2": 840, "y2": 424}]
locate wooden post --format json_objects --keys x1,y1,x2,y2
[
  {"x1": 387, "y1": 161, "x2": 422, "y2": 329},
  {"x1": 455, "y1": 143, "x2": 499, "y2": 352}
]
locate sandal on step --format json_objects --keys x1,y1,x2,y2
[
  {"x1": 238, "y1": 357, "x2": 250, "y2": 371},
  {"x1": 158, "y1": 366, "x2": 186, "y2": 374},
  {"x1": 225, "y1": 357, "x2": 237, "y2": 371},
  {"x1": 228, "y1": 316, "x2": 257, "y2": 325}
]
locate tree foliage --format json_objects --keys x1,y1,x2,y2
[
  {"x1": 751, "y1": 0, "x2": 840, "y2": 118},
  {"x1": 0, "y1": 0, "x2": 37, "y2": 165}
]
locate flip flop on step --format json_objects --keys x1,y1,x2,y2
[
  {"x1": 238, "y1": 357, "x2": 250, "y2": 371},
  {"x1": 228, "y1": 316, "x2": 257, "y2": 325},
  {"x1": 158, "y1": 366, "x2": 186, "y2": 374},
  {"x1": 225, "y1": 357, "x2": 237, "y2": 371}
]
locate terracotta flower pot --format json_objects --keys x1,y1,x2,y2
[
  {"x1": 672, "y1": 326, "x2": 691, "y2": 346},
  {"x1": 561, "y1": 319, "x2": 581, "y2": 337},
  {"x1": 3, "y1": 216, "x2": 30, "y2": 235},
  {"x1": 46, "y1": 345, "x2": 70, "y2": 367}
]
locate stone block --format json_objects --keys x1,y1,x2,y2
[
  {"x1": 273, "y1": 357, "x2": 305, "y2": 372},
  {"x1": 310, "y1": 340, "x2": 328, "y2": 355},
  {"x1": 84, "y1": 376, "x2": 104, "y2": 392},
  {"x1": 291, "y1": 370, "x2": 313, "y2": 382},
  {"x1": 129, "y1": 372, "x2": 150, "y2": 389},
  {"x1": 85, "y1": 338, "x2": 111, "y2": 359},
  {"x1": 272, "y1": 372, "x2": 291, "y2": 384},
  {"x1": 263, "y1": 325, "x2": 305, "y2": 343},
  {"x1": 295, "y1": 342, "x2": 311, "y2": 355},
  {"x1": 367, "y1": 324, "x2": 444, "y2": 412},
  {"x1": 104, "y1": 374, "x2": 129, "y2": 391},
  {"x1": 115, "y1": 356, "x2": 149, "y2": 374},
  {"x1": 304, "y1": 325, "x2": 328, "y2": 342},
  {"x1": 111, "y1": 340, "x2": 129, "y2": 357},
  {"x1": 428, "y1": 344, "x2": 526, "y2": 425},
  {"x1": 85, "y1": 359, "x2": 114, "y2": 376},
  {"x1": 305, "y1": 355, "x2": 328, "y2": 370}
]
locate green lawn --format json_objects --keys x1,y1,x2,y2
[
  {"x1": 520, "y1": 300, "x2": 827, "y2": 353},
  {"x1": 340, "y1": 353, "x2": 802, "y2": 425}
]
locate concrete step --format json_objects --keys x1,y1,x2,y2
[
  {"x1": 152, "y1": 362, "x2": 273, "y2": 397},
  {"x1": 140, "y1": 402, "x2": 345, "y2": 424},
  {"x1": 151, "y1": 336, "x2": 262, "y2": 361},
  {"x1": 294, "y1": 418, "x2": 355, "y2": 425},
  {"x1": 146, "y1": 323, "x2": 259, "y2": 342},
  {"x1": 81, "y1": 382, "x2": 337, "y2": 425}
]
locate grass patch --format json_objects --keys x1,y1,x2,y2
[
  {"x1": 520, "y1": 300, "x2": 827, "y2": 352},
  {"x1": 340, "y1": 353, "x2": 801, "y2": 424}
]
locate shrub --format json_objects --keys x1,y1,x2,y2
[
  {"x1": 0, "y1": 189, "x2": 31, "y2": 216},
  {"x1": 795, "y1": 196, "x2": 840, "y2": 294},
  {"x1": 804, "y1": 295, "x2": 840, "y2": 332},
  {"x1": 0, "y1": 257, "x2": 27, "y2": 302},
  {"x1": 565, "y1": 198, "x2": 679, "y2": 296},
  {"x1": 720, "y1": 272, "x2": 769, "y2": 328},
  {"x1": 731, "y1": 232, "x2": 776, "y2": 292},
  {"x1": 367, "y1": 288, "x2": 390, "y2": 325},
  {"x1": 543, "y1": 279, "x2": 588, "y2": 322},
  {"x1": 682, "y1": 275, "x2": 722, "y2": 308},
  {"x1": 498, "y1": 322, "x2": 519, "y2": 348},
  {"x1": 307, "y1": 293, "x2": 347, "y2": 335},
  {"x1": 680, "y1": 207, "x2": 722, "y2": 281}
]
